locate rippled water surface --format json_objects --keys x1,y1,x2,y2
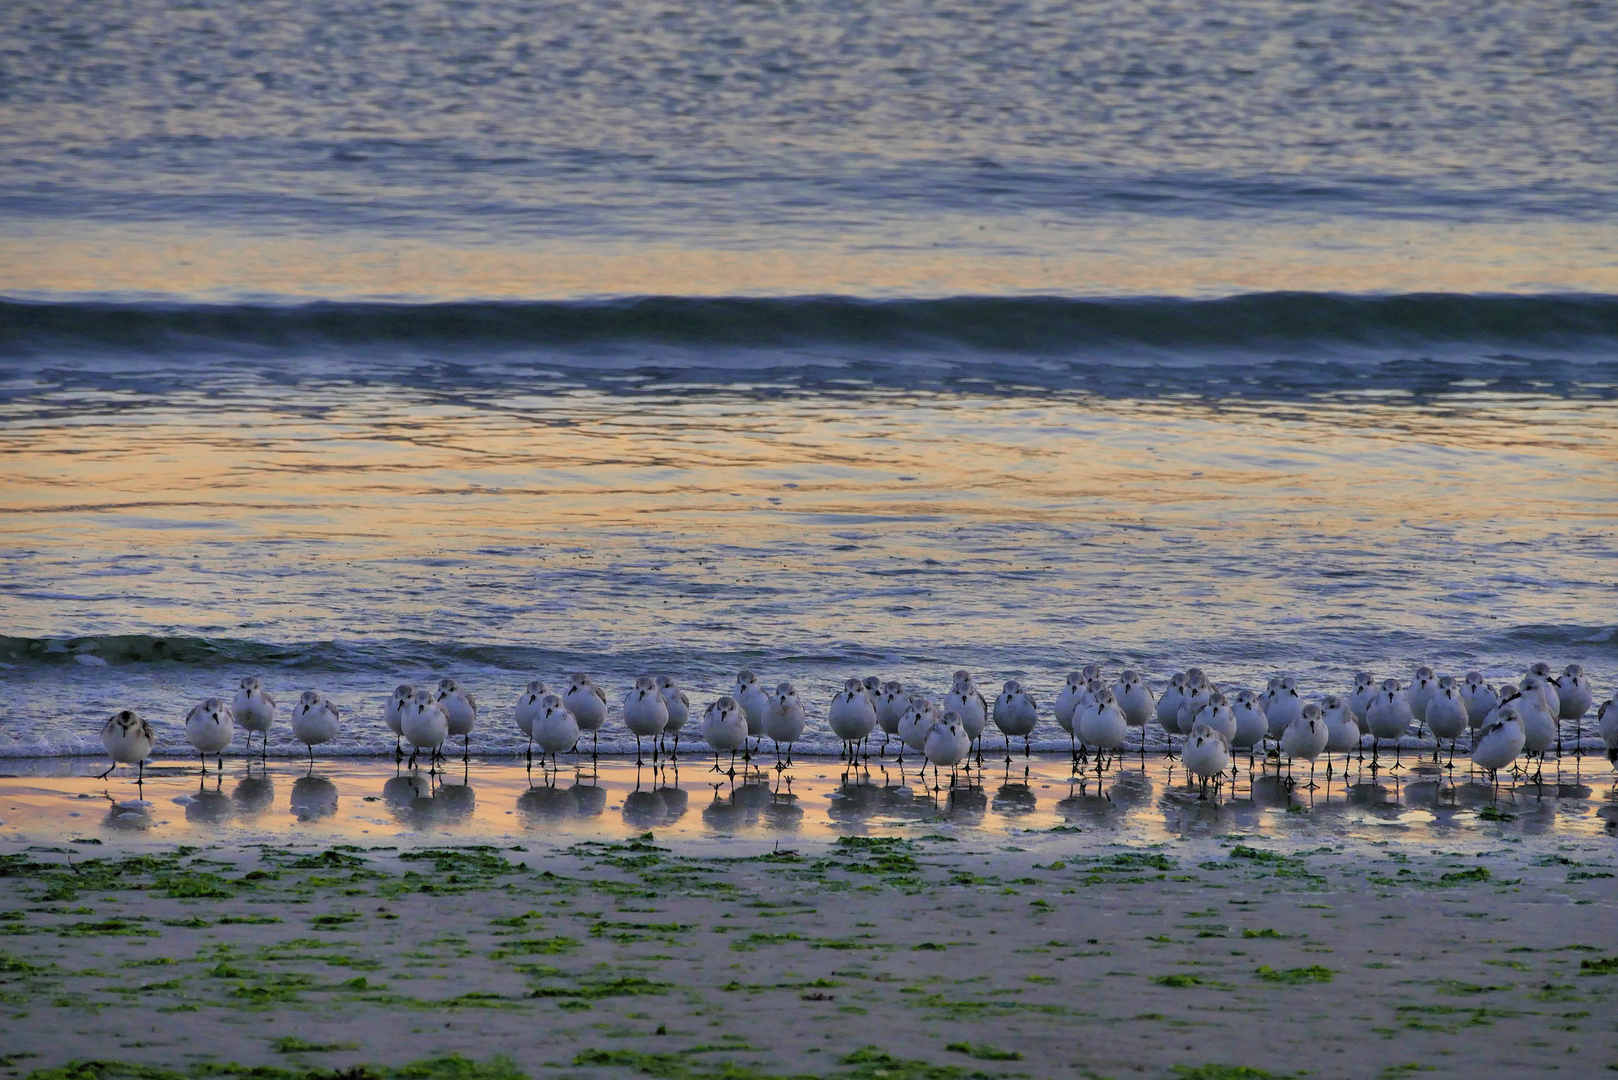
[{"x1": 2, "y1": 0, "x2": 1616, "y2": 757}]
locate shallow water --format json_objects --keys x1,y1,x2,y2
[{"x1": 4, "y1": 753, "x2": 1614, "y2": 854}]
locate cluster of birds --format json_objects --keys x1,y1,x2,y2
[{"x1": 96, "y1": 663, "x2": 1618, "y2": 793}]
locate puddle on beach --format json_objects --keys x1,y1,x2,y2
[{"x1": 2, "y1": 750, "x2": 1614, "y2": 852}]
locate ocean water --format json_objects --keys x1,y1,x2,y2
[{"x1": 1, "y1": 0, "x2": 1616, "y2": 758}]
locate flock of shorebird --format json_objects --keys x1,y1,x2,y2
[{"x1": 97, "y1": 663, "x2": 1618, "y2": 792}]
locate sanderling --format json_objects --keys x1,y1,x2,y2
[
  {"x1": 876, "y1": 680, "x2": 910, "y2": 756},
  {"x1": 623, "y1": 676, "x2": 670, "y2": 765},
  {"x1": 514, "y1": 680, "x2": 548, "y2": 760},
  {"x1": 923, "y1": 711, "x2": 971, "y2": 789},
  {"x1": 945, "y1": 676, "x2": 988, "y2": 762},
  {"x1": 1472, "y1": 708, "x2": 1526, "y2": 787},
  {"x1": 184, "y1": 697, "x2": 234, "y2": 773},
  {"x1": 1347, "y1": 671, "x2": 1377, "y2": 724},
  {"x1": 291, "y1": 691, "x2": 341, "y2": 765},
  {"x1": 701, "y1": 695, "x2": 748, "y2": 774},
  {"x1": 657, "y1": 675, "x2": 691, "y2": 758},
  {"x1": 1077, "y1": 687, "x2": 1128, "y2": 771},
  {"x1": 1554, "y1": 664, "x2": 1593, "y2": 720},
  {"x1": 1176, "y1": 671, "x2": 1215, "y2": 735},
  {"x1": 99, "y1": 709, "x2": 155, "y2": 781},
  {"x1": 436, "y1": 678, "x2": 478, "y2": 761},
  {"x1": 1054, "y1": 672, "x2": 1087, "y2": 737},
  {"x1": 233, "y1": 677, "x2": 277, "y2": 758},
  {"x1": 1192, "y1": 691, "x2": 1237, "y2": 744},
  {"x1": 733, "y1": 670, "x2": 771, "y2": 747},
  {"x1": 1525, "y1": 662, "x2": 1561, "y2": 711},
  {"x1": 1596, "y1": 697, "x2": 1618, "y2": 769},
  {"x1": 1229, "y1": 689, "x2": 1268, "y2": 760},
  {"x1": 385, "y1": 683, "x2": 416, "y2": 758},
  {"x1": 1520, "y1": 671, "x2": 1563, "y2": 756},
  {"x1": 1365, "y1": 678, "x2": 1414, "y2": 769},
  {"x1": 1182, "y1": 723, "x2": 1232, "y2": 798},
  {"x1": 763, "y1": 682, "x2": 807, "y2": 767},
  {"x1": 563, "y1": 674, "x2": 610, "y2": 758},
  {"x1": 1461, "y1": 673, "x2": 1498, "y2": 733},
  {"x1": 403, "y1": 688, "x2": 449, "y2": 770},
  {"x1": 1510, "y1": 682, "x2": 1558, "y2": 783},
  {"x1": 1408, "y1": 665, "x2": 1437, "y2": 735},
  {"x1": 897, "y1": 696, "x2": 935, "y2": 763},
  {"x1": 1281, "y1": 704, "x2": 1329, "y2": 787},
  {"x1": 532, "y1": 693, "x2": 579, "y2": 769},
  {"x1": 1320, "y1": 694, "x2": 1361, "y2": 772},
  {"x1": 1157, "y1": 672, "x2": 1189, "y2": 753},
  {"x1": 1111, "y1": 670, "x2": 1156, "y2": 744},
  {"x1": 1262, "y1": 677, "x2": 1303, "y2": 742},
  {"x1": 1424, "y1": 676, "x2": 1469, "y2": 766},
  {"x1": 828, "y1": 677, "x2": 878, "y2": 760},
  {"x1": 992, "y1": 680, "x2": 1039, "y2": 759}
]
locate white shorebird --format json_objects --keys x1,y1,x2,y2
[
  {"x1": 1524, "y1": 662, "x2": 1562, "y2": 716},
  {"x1": 992, "y1": 680, "x2": 1039, "y2": 759},
  {"x1": 1520, "y1": 670, "x2": 1563, "y2": 758},
  {"x1": 1281, "y1": 704, "x2": 1329, "y2": 787},
  {"x1": 1182, "y1": 723, "x2": 1231, "y2": 798},
  {"x1": 1461, "y1": 673, "x2": 1498, "y2": 733},
  {"x1": 563, "y1": 674, "x2": 609, "y2": 757},
  {"x1": 1424, "y1": 676, "x2": 1469, "y2": 766},
  {"x1": 1365, "y1": 678, "x2": 1414, "y2": 768},
  {"x1": 531, "y1": 693, "x2": 579, "y2": 769},
  {"x1": 1054, "y1": 672, "x2": 1087, "y2": 739},
  {"x1": 657, "y1": 675, "x2": 691, "y2": 758},
  {"x1": 733, "y1": 670, "x2": 770, "y2": 749},
  {"x1": 828, "y1": 677, "x2": 878, "y2": 761},
  {"x1": 402, "y1": 688, "x2": 448, "y2": 770},
  {"x1": 436, "y1": 678, "x2": 478, "y2": 761},
  {"x1": 291, "y1": 691, "x2": 341, "y2": 765},
  {"x1": 1472, "y1": 707, "x2": 1526, "y2": 787},
  {"x1": 1347, "y1": 671, "x2": 1377, "y2": 725},
  {"x1": 1192, "y1": 691, "x2": 1237, "y2": 744},
  {"x1": 945, "y1": 674, "x2": 988, "y2": 762},
  {"x1": 514, "y1": 680, "x2": 547, "y2": 760},
  {"x1": 763, "y1": 682, "x2": 807, "y2": 767},
  {"x1": 897, "y1": 696, "x2": 935, "y2": 763},
  {"x1": 385, "y1": 683, "x2": 416, "y2": 758},
  {"x1": 1553, "y1": 664, "x2": 1593, "y2": 758},
  {"x1": 233, "y1": 677, "x2": 277, "y2": 758},
  {"x1": 185, "y1": 697, "x2": 234, "y2": 772},
  {"x1": 1112, "y1": 669, "x2": 1156, "y2": 755},
  {"x1": 1157, "y1": 672, "x2": 1190, "y2": 754},
  {"x1": 1262, "y1": 677, "x2": 1303, "y2": 742},
  {"x1": 1597, "y1": 697, "x2": 1618, "y2": 771},
  {"x1": 876, "y1": 681, "x2": 910, "y2": 756},
  {"x1": 1554, "y1": 664, "x2": 1593, "y2": 720},
  {"x1": 1320, "y1": 694, "x2": 1360, "y2": 772},
  {"x1": 1509, "y1": 683, "x2": 1558, "y2": 783},
  {"x1": 1077, "y1": 687, "x2": 1128, "y2": 771},
  {"x1": 923, "y1": 711, "x2": 971, "y2": 789},
  {"x1": 861, "y1": 676, "x2": 883, "y2": 710},
  {"x1": 1177, "y1": 671, "x2": 1214, "y2": 734},
  {"x1": 701, "y1": 695, "x2": 748, "y2": 774},
  {"x1": 99, "y1": 709, "x2": 155, "y2": 781},
  {"x1": 622, "y1": 676, "x2": 670, "y2": 764},
  {"x1": 1408, "y1": 665, "x2": 1437, "y2": 736},
  {"x1": 1230, "y1": 690, "x2": 1268, "y2": 763}
]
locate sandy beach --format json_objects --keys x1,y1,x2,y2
[{"x1": 2, "y1": 755, "x2": 1615, "y2": 1080}]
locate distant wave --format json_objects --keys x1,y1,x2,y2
[
  {"x1": 7, "y1": 292, "x2": 1617, "y2": 401},
  {"x1": 5, "y1": 292, "x2": 1618, "y2": 357}
]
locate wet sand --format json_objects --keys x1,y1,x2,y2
[{"x1": 1, "y1": 754, "x2": 1616, "y2": 1080}]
